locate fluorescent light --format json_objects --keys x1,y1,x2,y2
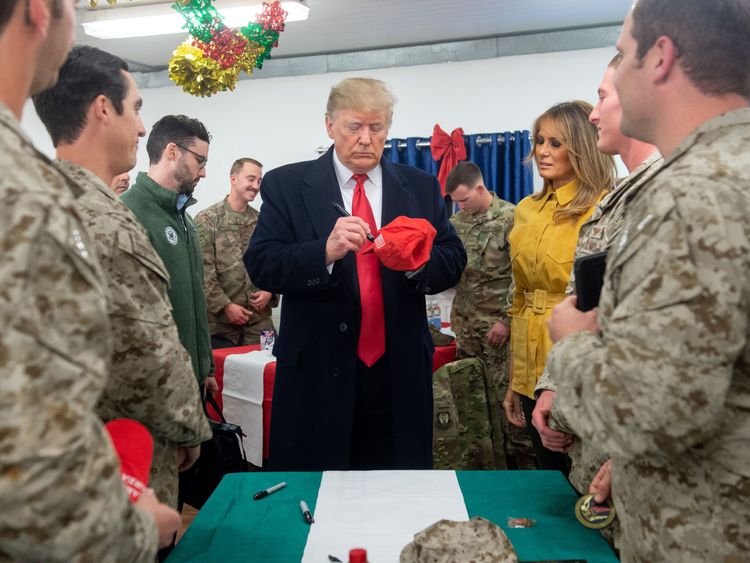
[{"x1": 81, "y1": 1, "x2": 309, "y2": 39}]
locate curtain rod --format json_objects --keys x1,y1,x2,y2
[{"x1": 315, "y1": 132, "x2": 527, "y2": 155}]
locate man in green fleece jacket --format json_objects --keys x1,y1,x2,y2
[{"x1": 121, "y1": 115, "x2": 217, "y2": 396}]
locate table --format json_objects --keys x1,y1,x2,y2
[
  {"x1": 167, "y1": 471, "x2": 619, "y2": 562},
  {"x1": 210, "y1": 342, "x2": 457, "y2": 461}
]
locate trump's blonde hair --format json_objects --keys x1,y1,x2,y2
[{"x1": 326, "y1": 78, "x2": 396, "y2": 127}]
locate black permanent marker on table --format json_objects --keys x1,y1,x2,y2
[
  {"x1": 299, "y1": 500, "x2": 314, "y2": 524},
  {"x1": 252, "y1": 481, "x2": 286, "y2": 500},
  {"x1": 331, "y1": 201, "x2": 376, "y2": 242}
]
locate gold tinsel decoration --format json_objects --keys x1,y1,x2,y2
[
  {"x1": 235, "y1": 42, "x2": 267, "y2": 74},
  {"x1": 168, "y1": 42, "x2": 240, "y2": 97}
]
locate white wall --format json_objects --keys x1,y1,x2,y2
[{"x1": 21, "y1": 44, "x2": 626, "y2": 214}]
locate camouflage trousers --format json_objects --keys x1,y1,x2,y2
[
  {"x1": 210, "y1": 317, "x2": 275, "y2": 348},
  {"x1": 455, "y1": 326, "x2": 536, "y2": 470},
  {"x1": 150, "y1": 436, "x2": 180, "y2": 509}
]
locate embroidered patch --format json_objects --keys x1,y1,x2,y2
[
  {"x1": 436, "y1": 410, "x2": 452, "y2": 428},
  {"x1": 164, "y1": 226, "x2": 179, "y2": 246}
]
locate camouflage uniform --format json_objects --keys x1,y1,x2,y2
[
  {"x1": 432, "y1": 358, "x2": 495, "y2": 469},
  {"x1": 400, "y1": 517, "x2": 518, "y2": 563},
  {"x1": 450, "y1": 193, "x2": 535, "y2": 469},
  {"x1": 548, "y1": 109, "x2": 750, "y2": 562},
  {"x1": 195, "y1": 197, "x2": 277, "y2": 346},
  {"x1": 0, "y1": 105, "x2": 157, "y2": 561},
  {"x1": 536, "y1": 153, "x2": 663, "y2": 495},
  {"x1": 58, "y1": 160, "x2": 212, "y2": 509}
]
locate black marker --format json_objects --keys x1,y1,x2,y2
[
  {"x1": 299, "y1": 500, "x2": 314, "y2": 524},
  {"x1": 331, "y1": 201, "x2": 376, "y2": 242},
  {"x1": 252, "y1": 481, "x2": 286, "y2": 500}
]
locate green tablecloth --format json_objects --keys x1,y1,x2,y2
[{"x1": 167, "y1": 471, "x2": 619, "y2": 562}]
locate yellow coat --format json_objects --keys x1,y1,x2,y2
[{"x1": 508, "y1": 181, "x2": 602, "y2": 398}]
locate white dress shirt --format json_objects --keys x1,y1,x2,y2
[
  {"x1": 326, "y1": 151, "x2": 384, "y2": 271},
  {"x1": 331, "y1": 149, "x2": 383, "y2": 229}
]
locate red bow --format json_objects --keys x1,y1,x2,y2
[{"x1": 430, "y1": 125, "x2": 467, "y2": 196}]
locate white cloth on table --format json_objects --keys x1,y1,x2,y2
[
  {"x1": 302, "y1": 470, "x2": 469, "y2": 562},
  {"x1": 221, "y1": 349, "x2": 274, "y2": 467}
]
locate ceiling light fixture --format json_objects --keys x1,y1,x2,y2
[{"x1": 80, "y1": 0, "x2": 309, "y2": 39}]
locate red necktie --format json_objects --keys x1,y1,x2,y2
[{"x1": 351, "y1": 174, "x2": 385, "y2": 366}]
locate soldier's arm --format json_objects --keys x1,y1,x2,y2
[
  {"x1": 0, "y1": 356, "x2": 160, "y2": 562},
  {"x1": 549, "y1": 203, "x2": 745, "y2": 460},
  {"x1": 0, "y1": 213, "x2": 158, "y2": 561},
  {"x1": 195, "y1": 211, "x2": 233, "y2": 313}
]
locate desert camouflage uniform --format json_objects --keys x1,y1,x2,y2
[
  {"x1": 547, "y1": 109, "x2": 750, "y2": 562},
  {"x1": 195, "y1": 198, "x2": 277, "y2": 346},
  {"x1": 59, "y1": 160, "x2": 212, "y2": 509},
  {"x1": 0, "y1": 104, "x2": 157, "y2": 561},
  {"x1": 450, "y1": 194, "x2": 535, "y2": 469}
]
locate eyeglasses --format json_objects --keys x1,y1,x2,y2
[{"x1": 175, "y1": 143, "x2": 208, "y2": 169}]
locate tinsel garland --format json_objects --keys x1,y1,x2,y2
[
  {"x1": 168, "y1": 42, "x2": 240, "y2": 97},
  {"x1": 168, "y1": 0, "x2": 288, "y2": 96}
]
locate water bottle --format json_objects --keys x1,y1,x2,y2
[
  {"x1": 433, "y1": 301, "x2": 442, "y2": 329},
  {"x1": 426, "y1": 301, "x2": 434, "y2": 323}
]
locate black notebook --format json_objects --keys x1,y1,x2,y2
[{"x1": 574, "y1": 250, "x2": 608, "y2": 312}]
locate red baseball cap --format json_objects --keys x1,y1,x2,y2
[
  {"x1": 360, "y1": 216, "x2": 436, "y2": 271},
  {"x1": 105, "y1": 418, "x2": 154, "y2": 502}
]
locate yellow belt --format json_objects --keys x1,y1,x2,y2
[{"x1": 523, "y1": 290, "x2": 566, "y2": 314}]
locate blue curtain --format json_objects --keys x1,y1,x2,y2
[{"x1": 385, "y1": 131, "x2": 534, "y2": 206}]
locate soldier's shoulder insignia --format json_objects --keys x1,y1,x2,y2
[
  {"x1": 435, "y1": 409, "x2": 453, "y2": 429},
  {"x1": 71, "y1": 228, "x2": 90, "y2": 259}
]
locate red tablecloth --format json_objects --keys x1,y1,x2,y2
[
  {"x1": 210, "y1": 345, "x2": 275, "y2": 460},
  {"x1": 211, "y1": 341, "x2": 456, "y2": 460}
]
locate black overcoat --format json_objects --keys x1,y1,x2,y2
[{"x1": 244, "y1": 148, "x2": 466, "y2": 470}]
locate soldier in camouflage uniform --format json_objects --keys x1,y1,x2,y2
[
  {"x1": 546, "y1": 1, "x2": 750, "y2": 560},
  {"x1": 33, "y1": 45, "x2": 212, "y2": 510},
  {"x1": 0, "y1": 1, "x2": 176, "y2": 558},
  {"x1": 446, "y1": 162, "x2": 535, "y2": 469},
  {"x1": 432, "y1": 358, "x2": 495, "y2": 469},
  {"x1": 195, "y1": 158, "x2": 277, "y2": 348}
]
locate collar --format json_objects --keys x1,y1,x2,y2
[
  {"x1": 0, "y1": 104, "x2": 85, "y2": 198},
  {"x1": 483, "y1": 192, "x2": 506, "y2": 219},
  {"x1": 539, "y1": 179, "x2": 577, "y2": 207},
  {"x1": 466, "y1": 192, "x2": 502, "y2": 224},
  {"x1": 133, "y1": 171, "x2": 197, "y2": 214},
  {"x1": 222, "y1": 195, "x2": 250, "y2": 215},
  {"x1": 176, "y1": 194, "x2": 189, "y2": 212},
  {"x1": 615, "y1": 151, "x2": 662, "y2": 192},
  {"x1": 331, "y1": 148, "x2": 383, "y2": 189},
  {"x1": 0, "y1": 103, "x2": 33, "y2": 149},
  {"x1": 55, "y1": 160, "x2": 116, "y2": 201},
  {"x1": 662, "y1": 106, "x2": 750, "y2": 167}
]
